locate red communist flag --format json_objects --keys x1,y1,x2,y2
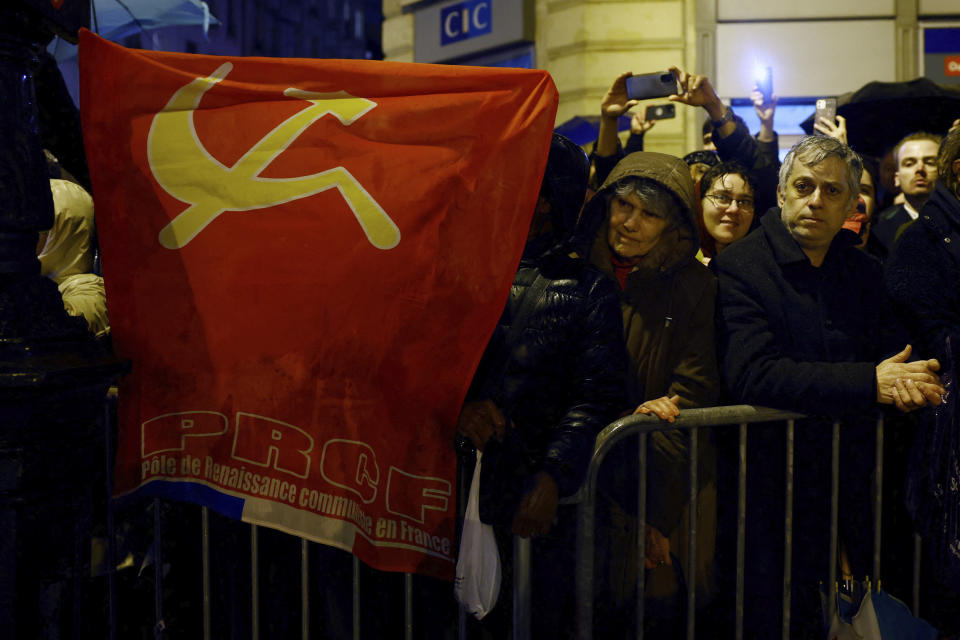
[{"x1": 79, "y1": 30, "x2": 557, "y2": 578}]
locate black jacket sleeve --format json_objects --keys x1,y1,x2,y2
[
  {"x1": 589, "y1": 138, "x2": 626, "y2": 190},
  {"x1": 541, "y1": 273, "x2": 628, "y2": 496},
  {"x1": 885, "y1": 214, "x2": 960, "y2": 363},
  {"x1": 714, "y1": 114, "x2": 780, "y2": 216},
  {"x1": 623, "y1": 132, "x2": 645, "y2": 155}
]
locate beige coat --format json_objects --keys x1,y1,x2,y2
[
  {"x1": 584, "y1": 151, "x2": 720, "y2": 409},
  {"x1": 585, "y1": 152, "x2": 720, "y2": 606},
  {"x1": 39, "y1": 179, "x2": 109, "y2": 338}
]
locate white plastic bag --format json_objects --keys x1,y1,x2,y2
[
  {"x1": 827, "y1": 585, "x2": 882, "y2": 640},
  {"x1": 454, "y1": 450, "x2": 501, "y2": 620},
  {"x1": 825, "y1": 581, "x2": 938, "y2": 640}
]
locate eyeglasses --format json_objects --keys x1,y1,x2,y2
[{"x1": 704, "y1": 192, "x2": 754, "y2": 212}]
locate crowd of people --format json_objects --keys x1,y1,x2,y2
[
  {"x1": 33, "y1": 57, "x2": 960, "y2": 638},
  {"x1": 457, "y1": 67, "x2": 960, "y2": 639}
]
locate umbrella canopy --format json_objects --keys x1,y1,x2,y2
[
  {"x1": 800, "y1": 78, "x2": 960, "y2": 158},
  {"x1": 89, "y1": 0, "x2": 217, "y2": 42},
  {"x1": 554, "y1": 115, "x2": 632, "y2": 147},
  {"x1": 50, "y1": 0, "x2": 219, "y2": 62}
]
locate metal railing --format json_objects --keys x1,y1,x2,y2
[
  {"x1": 571, "y1": 405, "x2": 902, "y2": 640},
  {"x1": 96, "y1": 403, "x2": 925, "y2": 639}
]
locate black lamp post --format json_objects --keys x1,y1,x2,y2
[{"x1": 0, "y1": 2, "x2": 127, "y2": 637}]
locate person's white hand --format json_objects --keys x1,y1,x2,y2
[
  {"x1": 813, "y1": 114, "x2": 848, "y2": 144},
  {"x1": 631, "y1": 111, "x2": 655, "y2": 135},
  {"x1": 875, "y1": 345, "x2": 944, "y2": 412},
  {"x1": 601, "y1": 71, "x2": 639, "y2": 120},
  {"x1": 750, "y1": 88, "x2": 777, "y2": 127},
  {"x1": 511, "y1": 472, "x2": 559, "y2": 538},
  {"x1": 668, "y1": 67, "x2": 719, "y2": 107},
  {"x1": 456, "y1": 399, "x2": 506, "y2": 450},
  {"x1": 644, "y1": 525, "x2": 672, "y2": 569},
  {"x1": 634, "y1": 395, "x2": 681, "y2": 422}
]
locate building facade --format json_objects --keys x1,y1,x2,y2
[{"x1": 384, "y1": 0, "x2": 959, "y2": 157}]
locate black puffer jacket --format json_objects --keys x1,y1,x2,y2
[
  {"x1": 474, "y1": 256, "x2": 627, "y2": 498},
  {"x1": 464, "y1": 135, "x2": 628, "y2": 500}
]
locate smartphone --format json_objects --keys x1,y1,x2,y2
[
  {"x1": 626, "y1": 71, "x2": 678, "y2": 101},
  {"x1": 645, "y1": 104, "x2": 676, "y2": 120},
  {"x1": 815, "y1": 98, "x2": 837, "y2": 133},
  {"x1": 756, "y1": 66, "x2": 773, "y2": 103}
]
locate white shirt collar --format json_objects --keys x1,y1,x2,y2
[{"x1": 902, "y1": 199, "x2": 920, "y2": 220}]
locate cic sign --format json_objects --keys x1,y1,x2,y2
[
  {"x1": 440, "y1": 0, "x2": 491, "y2": 45},
  {"x1": 414, "y1": 0, "x2": 532, "y2": 64}
]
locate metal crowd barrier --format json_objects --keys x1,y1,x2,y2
[
  {"x1": 571, "y1": 405, "x2": 903, "y2": 640},
  {"x1": 99, "y1": 403, "x2": 926, "y2": 639},
  {"x1": 141, "y1": 503, "x2": 422, "y2": 640}
]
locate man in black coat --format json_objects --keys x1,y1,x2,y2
[
  {"x1": 885, "y1": 123, "x2": 960, "y2": 633},
  {"x1": 713, "y1": 135, "x2": 944, "y2": 638},
  {"x1": 887, "y1": 125, "x2": 960, "y2": 365},
  {"x1": 455, "y1": 134, "x2": 628, "y2": 638},
  {"x1": 716, "y1": 134, "x2": 944, "y2": 430}
]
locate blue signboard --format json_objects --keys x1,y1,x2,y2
[
  {"x1": 923, "y1": 26, "x2": 960, "y2": 85},
  {"x1": 440, "y1": 0, "x2": 492, "y2": 46}
]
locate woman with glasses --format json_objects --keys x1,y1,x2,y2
[{"x1": 696, "y1": 161, "x2": 760, "y2": 263}]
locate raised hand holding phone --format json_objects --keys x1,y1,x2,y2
[
  {"x1": 667, "y1": 66, "x2": 726, "y2": 120},
  {"x1": 601, "y1": 71, "x2": 639, "y2": 119},
  {"x1": 813, "y1": 98, "x2": 838, "y2": 136}
]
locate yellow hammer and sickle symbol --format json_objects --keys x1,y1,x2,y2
[{"x1": 148, "y1": 62, "x2": 400, "y2": 250}]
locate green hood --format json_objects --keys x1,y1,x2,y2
[{"x1": 581, "y1": 151, "x2": 699, "y2": 277}]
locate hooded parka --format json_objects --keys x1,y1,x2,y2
[
  {"x1": 582, "y1": 152, "x2": 721, "y2": 625},
  {"x1": 582, "y1": 151, "x2": 720, "y2": 414}
]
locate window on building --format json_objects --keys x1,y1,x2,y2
[
  {"x1": 731, "y1": 98, "x2": 817, "y2": 161},
  {"x1": 354, "y1": 10, "x2": 364, "y2": 40},
  {"x1": 453, "y1": 44, "x2": 536, "y2": 70}
]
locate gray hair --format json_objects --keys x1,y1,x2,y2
[
  {"x1": 779, "y1": 136, "x2": 862, "y2": 207},
  {"x1": 609, "y1": 177, "x2": 681, "y2": 227}
]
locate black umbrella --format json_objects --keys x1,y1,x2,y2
[{"x1": 800, "y1": 78, "x2": 960, "y2": 157}]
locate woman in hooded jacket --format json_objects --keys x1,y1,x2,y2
[
  {"x1": 579, "y1": 150, "x2": 721, "y2": 636},
  {"x1": 580, "y1": 151, "x2": 720, "y2": 436}
]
